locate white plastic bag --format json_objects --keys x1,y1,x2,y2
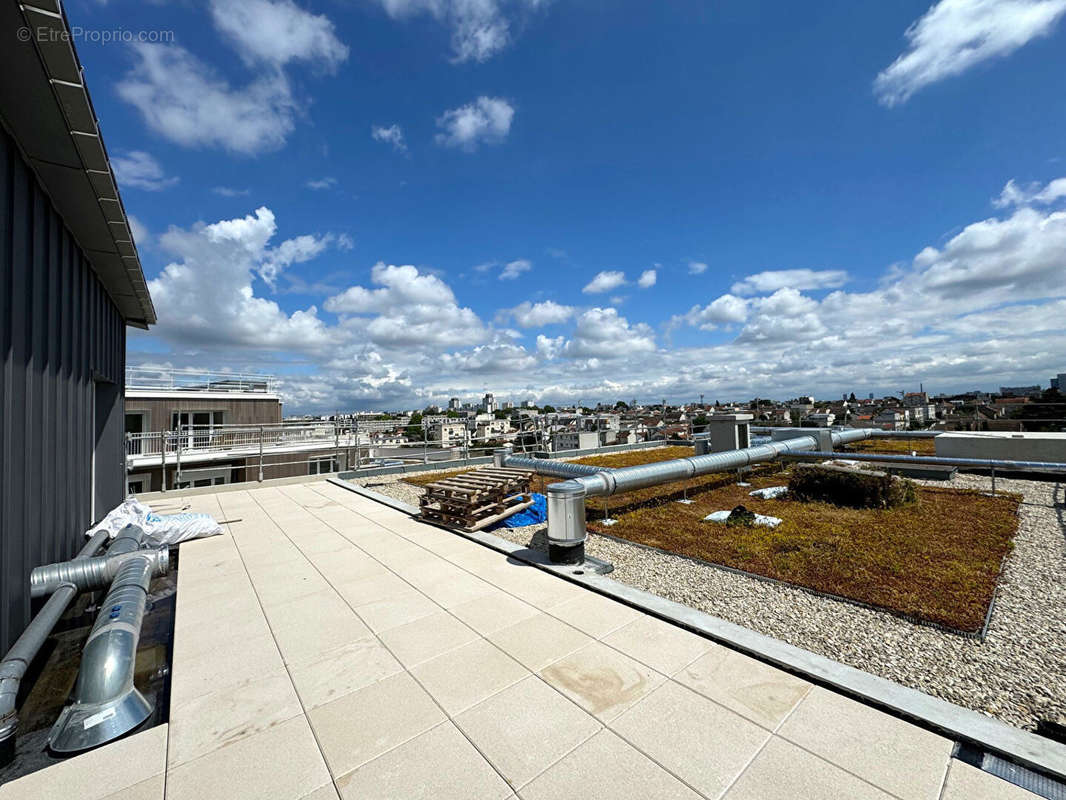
[{"x1": 87, "y1": 498, "x2": 223, "y2": 547}]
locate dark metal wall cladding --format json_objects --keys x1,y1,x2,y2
[{"x1": 0, "y1": 125, "x2": 126, "y2": 653}]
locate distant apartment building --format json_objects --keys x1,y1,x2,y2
[
  {"x1": 873, "y1": 409, "x2": 907, "y2": 430},
  {"x1": 999, "y1": 385, "x2": 1041, "y2": 398},
  {"x1": 482, "y1": 393, "x2": 497, "y2": 414},
  {"x1": 1050, "y1": 373, "x2": 1065, "y2": 391},
  {"x1": 552, "y1": 431, "x2": 600, "y2": 452},
  {"x1": 806, "y1": 412, "x2": 836, "y2": 427},
  {"x1": 124, "y1": 369, "x2": 354, "y2": 492},
  {"x1": 427, "y1": 419, "x2": 468, "y2": 446},
  {"x1": 448, "y1": 397, "x2": 461, "y2": 410}
]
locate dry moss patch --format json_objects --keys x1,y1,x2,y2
[
  {"x1": 589, "y1": 469, "x2": 1019, "y2": 632},
  {"x1": 844, "y1": 438, "x2": 937, "y2": 456}
]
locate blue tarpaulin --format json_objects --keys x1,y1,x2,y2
[{"x1": 496, "y1": 492, "x2": 547, "y2": 528}]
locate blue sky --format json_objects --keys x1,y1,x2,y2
[{"x1": 70, "y1": 0, "x2": 1066, "y2": 411}]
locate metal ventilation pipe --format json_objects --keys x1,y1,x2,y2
[
  {"x1": 48, "y1": 548, "x2": 158, "y2": 753},
  {"x1": 536, "y1": 428, "x2": 875, "y2": 564},
  {"x1": 0, "y1": 530, "x2": 110, "y2": 765},
  {"x1": 30, "y1": 549, "x2": 168, "y2": 599},
  {"x1": 501, "y1": 454, "x2": 613, "y2": 480}
]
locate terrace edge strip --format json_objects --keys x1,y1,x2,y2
[{"x1": 326, "y1": 476, "x2": 1066, "y2": 783}]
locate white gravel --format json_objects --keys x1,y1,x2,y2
[{"x1": 355, "y1": 470, "x2": 1066, "y2": 732}]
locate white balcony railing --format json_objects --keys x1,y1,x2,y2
[{"x1": 126, "y1": 366, "x2": 277, "y2": 394}]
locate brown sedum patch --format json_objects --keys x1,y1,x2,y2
[
  {"x1": 589, "y1": 470, "x2": 1019, "y2": 632},
  {"x1": 844, "y1": 438, "x2": 938, "y2": 456}
]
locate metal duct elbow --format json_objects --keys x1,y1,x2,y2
[
  {"x1": 48, "y1": 553, "x2": 157, "y2": 753},
  {"x1": 0, "y1": 530, "x2": 110, "y2": 763},
  {"x1": 30, "y1": 549, "x2": 169, "y2": 599}
]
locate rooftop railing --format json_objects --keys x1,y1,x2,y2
[{"x1": 125, "y1": 367, "x2": 277, "y2": 394}]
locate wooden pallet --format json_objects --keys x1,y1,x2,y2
[{"x1": 419, "y1": 467, "x2": 534, "y2": 531}]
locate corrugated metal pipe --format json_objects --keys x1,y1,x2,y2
[
  {"x1": 506, "y1": 428, "x2": 875, "y2": 564},
  {"x1": 48, "y1": 533, "x2": 159, "y2": 753},
  {"x1": 0, "y1": 529, "x2": 110, "y2": 765}
]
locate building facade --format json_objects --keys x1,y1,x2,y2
[{"x1": 0, "y1": 6, "x2": 155, "y2": 651}]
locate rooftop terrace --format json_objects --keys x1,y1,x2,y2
[{"x1": 0, "y1": 480, "x2": 1048, "y2": 799}]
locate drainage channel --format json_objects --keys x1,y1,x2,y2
[{"x1": 956, "y1": 742, "x2": 1066, "y2": 800}]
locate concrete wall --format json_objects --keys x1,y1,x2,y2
[
  {"x1": 0, "y1": 126, "x2": 127, "y2": 652},
  {"x1": 935, "y1": 431, "x2": 1066, "y2": 463}
]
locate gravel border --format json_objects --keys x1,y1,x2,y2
[{"x1": 355, "y1": 469, "x2": 1066, "y2": 732}]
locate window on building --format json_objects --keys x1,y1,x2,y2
[
  {"x1": 308, "y1": 457, "x2": 337, "y2": 475},
  {"x1": 171, "y1": 411, "x2": 225, "y2": 448}
]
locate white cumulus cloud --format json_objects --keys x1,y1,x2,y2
[
  {"x1": 435, "y1": 96, "x2": 514, "y2": 151},
  {"x1": 875, "y1": 0, "x2": 1066, "y2": 107},
  {"x1": 993, "y1": 176, "x2": 1066, "y2": 207},
  {"x1": 371, "y1": 124, "x2": 408, "y2": 152},
  {"x1": 117, "y1": 44, "x2": 297, "y2": 155},
  {"x1": 111, "y1": 151, "x2": 179, "y2": 191},
  {"x1": 582, "y1": 270, "x2": 626, "y2": 294},
  {"x1": 208, "y1": 0, "x2": 348, "y2": 71},
  {"x1": 637, "y1": 269, "x2": 657, "y2": 288},
  {"x1": 731, "y1": 268, "x2": 849, "y2": 296}
]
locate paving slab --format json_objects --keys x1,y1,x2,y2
[{"x1": 8, "y1": 481, "x2": 998, "y2": 800}]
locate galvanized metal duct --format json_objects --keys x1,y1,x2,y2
[
  {"x1": 0, "y1": 530, "x2": 110, "y2": 764},
  {"x1": 499, "y1": 453, "x2": 614, "y2": 480},
  {"x1": 48, "y1": 549, "x2": 158, "y2": 753},
  {"x1": 540, "y1": 429, "x2": 876, "y2": 564},
  {"x1": 30, "y1": 549, "x2": 168, "y2": 599},
  {"x1": 784, "y1": 450, "x2": 1066, "y2": 473}
]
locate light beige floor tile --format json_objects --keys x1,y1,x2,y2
[
  {"x1": 298, "y1": 783, "x2": 341, "y2": 800},
  {"x1": 450, "y1": 590, "x2": 539, "y2": 636},
  {"x1": 312, "y1": 548, "x2": 384, "y2": 585},
  {"x1": 489, "y1": 613, "x2": 592, "y2": 671},
  {"x1": 415, "y1": 571, "x2": 497, "y2": 609},
  {"x1": 308, "y1": 671, "x2": 446, "y2": 777},
  {"x1": 411, "y1": 638, "x2": 530, "y2": 714},
  {"x1": 174, "y1": 585, "x2": 262, "y2": 631},
  {"x1": 289, "y1": 635, "x2": 403, "y2": 710},
  {"x1": 484, "y1": 565, "x2": 585, "y2": 609},
  {"x1": 267, "y1": 591, "x2": 372, "y2": 665},
  {"x1": 0, "y1": 725, "x2": 166, "y2": 800},
  {"x1": 675, "y1": 648, "x2": 811, "y2": 729},
  {"x1": 723, "y1": 736, "x2": 894, "y2": 799},
  {"x1": 332, "y1": 571, "x2": 413, "y2": 607},
  {"x1": 548, "y1": 592, "x2": 639, "y2": 638},
  {"x1": 168, "y1": 669, "x2": 303, "y2": 767},
  {"x1": 601, "y1": 615, "x2": 717, "y2": 676},
  {"x1": 170, "y1": 633, "x2": 285, "y2": 706},
  {"x1": 941, "y1": 760, "x2": 1043, "y2": 799},
  {"x1": 611, "y1": 682, "x2": 769, "y2": 799},
  {"x1": 777, "y1": 687, "x2": 953, "y2": 800},
  {"x1": 378, "y1": 611, "x2": 478, "y2": 667},
  {"x1": 247, "y1": 564, "x2": 332, "y2": 609},
  {"x1": 521, "y1": 729, "x2": 702, "y2": 800},
  {"x1": 98, "y1": 774, "x2": 164, "y2": 800},
  {"x1": 166, "y1": 716, "x2": 330, "y2": 800},
  {"x1": 172, "y1": 607, "x2": 273, "y2": 665},
  {"x1": 540, "y1": 641, "x2": 666, "y2": 721},
  {"x1": 335, "y1": 721, "x2": 512, "y2": 800},
  {"x1": 454, "y1": 675, "x2": 601, "y2": 789},
  {"x1": 354, "y1": 590, "x2": 442, "y2": 634}
]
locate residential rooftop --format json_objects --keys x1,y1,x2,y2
[{"x1": 1, "y1": 479, "x2": 1052, "y2": 799}]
